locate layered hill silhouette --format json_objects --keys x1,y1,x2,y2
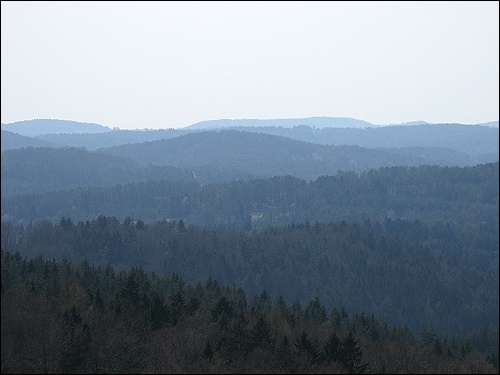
[
  {"x1": 1, "y1": 130, "x2": 64, "y2": 150},
  {"x1": 1, "y1": 146, "x2": 261, "y2": 199},
  {"x1": 1, "y1": 118, "x2": 110, "y2": 136},
  {"x1": 185, "y1": 116, "x2": 375, "y2": 129},
  {"x1": 2, "y1": 163, "x2": 498, "y2": 340},
  {"x1": 218, "y1": 123, "x2": 499, "y2": 162},
  {"x1": 2, "y1": 119, "x2": 498, "y2": 164},
  {"x1": 96, "y1": 129, "x2": 480, "y2": 181},
  {"x1": 2, "y1": 128, "x2": 494, "y2": 200},
  {"x1": 1, "y1": 118, "x2": 498, "y2": 363}
]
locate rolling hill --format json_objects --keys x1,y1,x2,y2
[
  {"x1": 1, "y1": 130, "x2": 64, "y2": 150},
  {"x1": 96, "y1": 129, "x2": 480, "y2": 181},
  {"x1": 0, "y1": 146, "x2": 263, "y2": 199},
  {"x1": 2, "y1": 119, "x2": 497, "y2": 164},
  {"x1": 185, "y1": 116, "x2": 375, "y2": 129},
  {"x1": 1, "y1": 118, "x2": 111, "y2": 136}
]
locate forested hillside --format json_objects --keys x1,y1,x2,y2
[
  {"x1": 95, "y1": 129, "x2": 486, "y2": 181},
  {"x1": 4, "y1": 122, "x2": 496, "y2": 165},
  {"x1": 1, "y1": 251, "x2": 498, "y2": 373},
  {"x1": 2, "y1": 215, "x2": 498, "y2": 344},
  {"x1": 4, "y1": 162, "x2": 497, "y2": 229},
  {"x1": 185, "y1": 116, "x2": 375, "y2": 129},
  {"x1": 224, "y1": 124, "x2": 499, "y2": 162},
  {"x1": 34, "y1": 128, "x2": 195, "y2": 150},
  {"x1": 0, "y1": 147, "x2": 262, "y2": 198},
  {"x1": 1, "y1": 119, "x2": 498, "y2": 374},
  {"x1": 4, "y1": 134, "x2": 491, "y2": 200},
  {"x1": 1, "y1": 130, "x2": 64, "y2": 151},
  {"x1": 1, "y1": 119, "x2": 110, "y2": 136}
]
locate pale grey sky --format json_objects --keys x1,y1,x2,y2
[{"x1": 1, "y1": 1, "x2": 499, "y2": 129}]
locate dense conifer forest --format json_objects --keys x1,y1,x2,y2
[
  {"x1": 3, "y1": 162, "x2": 498, "y2": 229},
  {"x1": 1, "y1": 121, "x2": 498, "y2": 374},
  {"x1": 1, "y1": 251, "x2": 498, "y2": 373}
]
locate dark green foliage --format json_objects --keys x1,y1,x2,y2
[
  {"x1": 1, "y1": 251, "x2": 498, "y2": 374},
  {"x1": 148, "y1": 291, "x2": 167, "y2": 330},
  {"x1": 248, "y1": 315, "x2": 275, "y2": 350},
  {"x1": 323, "y1": 331, "x2": 342, "y2": 365},
  {"x1": 60, "y1": 323, "x2": 91, "y2": 373},
  {"x1": 304, "y1": 296, "x2": 328, "y2": 324},
  {"x1": 60, "y1": 305, "x2": 91, "y2": 373},
  {"x1": 216, "y1": 313, "x2": 252, "y2": 361},
  {"x1": 186, "y1": 294, "x2": 201, "y2": 316},
  {"x1": 168, "y1": 291, "x2": 186, "y2": 325},
  {"x1": 120, "y1": 273, "x2": 141, "y2": 308},
  {"x1": 202, "y1": 340, "x2": 215, "y2": 363},
  {"x1": 341, "y1": 330, "x2": 368, "y2": 374},
  {"x1": 211, "y1": 296, "x2": 234, "y2": 322},
  {"x1": 249, "y1": 290, "x2": 273, "y2": 316},
  {"x1": 94, "y1": 288, "x2": 104, "y2": 309},
  {"x1": 2, "y1": 213, "x2": 497, "y2": 341},
  {"x1": 294, "y1": 330, "x2": 321, "y2": 364}
]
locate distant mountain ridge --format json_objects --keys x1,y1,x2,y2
[
  {"x1": 186, "y1": 116, "x2": 375, "y2": 129},
  {"x1": 2, "y1": 117, "x2": 498, "y2": 137},
  {"x1": 2, "y1": 118, "x2": 498, "y2": 165},
  {"x1": 1, "y1": 119, "x2": 111, "y2": 136},
  {"x1": 1, "y1": 130, "x2": 65, "y2": 150},
  {"x1": 477, "y1": 121, "x2": 499, "y2": 128},
  {"x1": 96, "y1": 129, "x2": 484, "y2": 181},
  {"x1": 1, "y1": 146, "x2": 262, "y2": 199}
]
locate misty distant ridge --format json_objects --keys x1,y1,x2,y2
[
  {"x1": 1, "y1": 117, "x2": 498, "y2": 135},
  {"x1": 3, "y1": 117, "x2": 377, "y2": 134},
  {"x1": 1, "y1": 118, "x2": 111, "y2": 136},
  {"x1": 476, "y1": 120, "x2": 499, "y2": 128},
  {"x1": 186, "y1": 117, "x2": 375, "y2": 129},
  {"x1": 186, "y1": 117, "x2": 499, "y2": 129},
  {"x1": 1, "y1": 130, "x2": 65, "y2": 150}
]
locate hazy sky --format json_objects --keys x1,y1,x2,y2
[{"x1": 1, "y1": 1, "x2": 499, "y2": 129}]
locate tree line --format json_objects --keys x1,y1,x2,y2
[
  {"x1": 2, "y1": 215, "x2": 498, "y2": 345},
  {"x1": 3, "y1": 162, "x2": 498, "y2": 230},
  {"x1": 2, "y1": 250, "x2": 498, "y2": 373}
]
